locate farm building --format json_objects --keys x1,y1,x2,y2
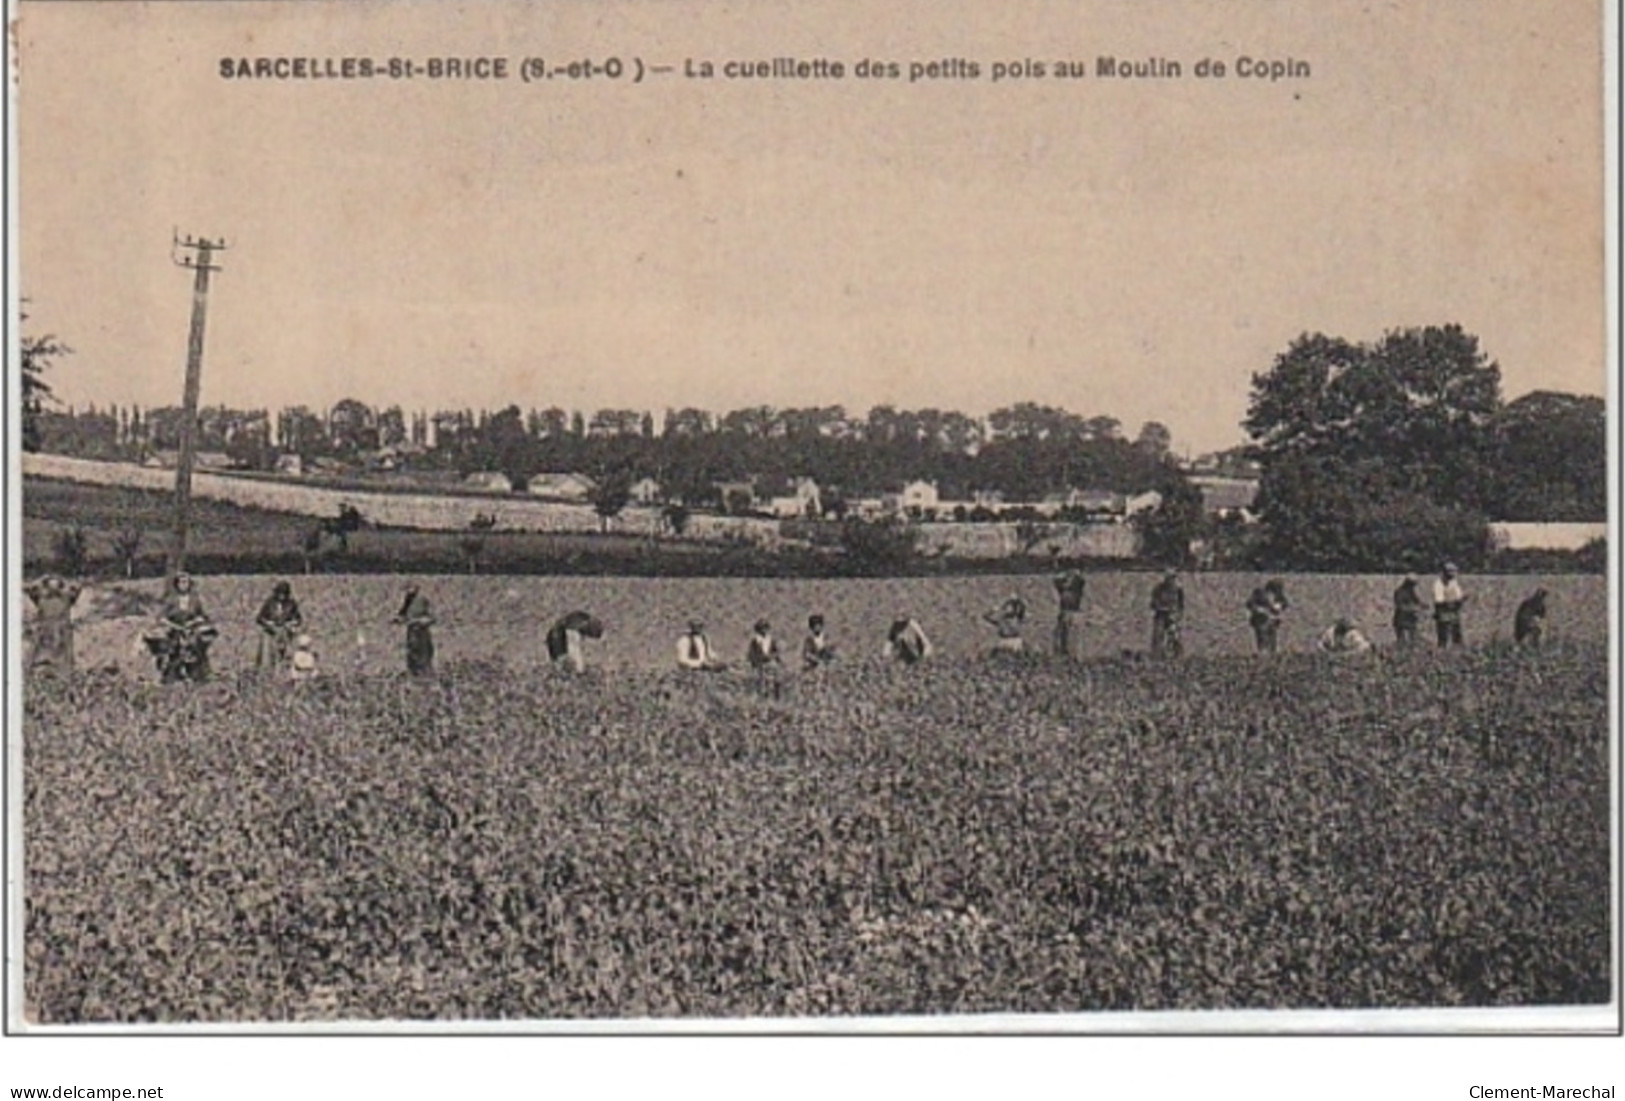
[
  {"x1": 274, "y1": 453, "x2": 304, "y2": 477},
  {"x1": 527, "y1": 472, "x2": 596, "y2": 501},
  {"x1": 464, "y1": 471, "x2": 514, "y2": 494},
  {"x1": 1190, "y1": 476, "x2": 1259, "y2": 521},
  {"x1": 143, "y1": 450, "x2": 235, "y2": 471},
  {"x1": 765, "y1": 476, "x2": 822, "y2": 519},
  {"x1": 628, "y1": 477, "x2": 663, "y2": 505},
  {"x1": 885, "y1": 480, "x2": 940, "y2": 515}
]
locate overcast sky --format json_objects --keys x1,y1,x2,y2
[{"x1": 16, "y1": 0, "x2": 1605, "y2": 455}]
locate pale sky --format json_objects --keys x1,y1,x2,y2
[{"x1": 15, "y1": 0, "x2": 1605, "y2": 454}]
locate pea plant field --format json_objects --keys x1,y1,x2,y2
[{"x1": 21, "y1": 573, "x2": 1613, "y2": 1023}]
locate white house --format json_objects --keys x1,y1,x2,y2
[
  {"x1": 464, "y1": 471, "x2": 514, "y2": 494},
  {"x1": 885, "y1": 479, "x2": 940, "y2": 515},
  {"x1": 1125, "y1": 489, "x2": 1163, "y2": 517},
  {"x1": 767, "y1": 476, "x2": 822, "y2": 519},
  {"x1": 527, "y1": 472, "x2": 597, "y2": 501},
  {"x1": 628, "y1": 477, "x2": 663, "y2": 505}
]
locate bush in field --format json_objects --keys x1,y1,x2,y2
[
  {"x1": 52, "y1": 526, "x2": 89, "y2": 576},
  {"x1": 23, "y1": 641, "x2": 1610, "y2": 1022}
]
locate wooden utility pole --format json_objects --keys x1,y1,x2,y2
[{"x1": 168, "y1": 232, "x2": 227, "y2": 580}]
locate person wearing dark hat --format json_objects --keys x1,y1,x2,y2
[
  {"x1": 1392, "y1": 575, "x2": 1425, "y2": 647},
  {"x1": 802, "y1": 614, "x2": 837, "y2": 670},
  {"x1": 256, "y1": 579, "x2": 305, "y2": 670},
  {"x1": 547, "y1": 610, "x2": 603, "y2": 673},
  {"x1": 1149, "y1": 569, "x2": 1185, "y2": 658},
  {"x1": 1431, "y1": 563, "x2": 1469, "y2": 648},
  {"x1": 392, "y1": 583, "x2": 436, "y2": 675},
  {"x1": 676, "y1": 619, "x2": 723, "y2": 671},
  {"x1": 24, "y1": 573, "x2": 83, "y2": 674},
  {"x1": 1514, "y1": 588, "x2": 1548, "y2": 648}
]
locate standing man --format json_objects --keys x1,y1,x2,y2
[
  {"x1": 1432, "y1": 563, "x2": 1469, "y2": 648},
  {"x1": 1052, "y1": 568, "x2": 1086, "y2": 658},
  {"x1": 393, "y1": 583, "x2": 436, "y2": 676},
  {"x1": 1149, "y1": 569, "x2": 1185, "y2": 659},
  {"x1": 1392, "y1": 575, "x2": 1425, "y2": 647},
  {"x1": 1245, "y1": 578, "x2": 1289, "y2": 654},
  {"x1": 25, "y1": 573, "x2": 83, "y2": 674}
]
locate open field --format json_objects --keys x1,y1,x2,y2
[
  {"x1": 24, "y1": 640, "x2": 1611, "y2": 1021},
  {"x1": 35, "y1": 571, "x2": 1610, "y2": 680}
]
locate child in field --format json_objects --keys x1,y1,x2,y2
[
  {"x1": 25, "y1": 573, "x2": 83, "y2": 674},
  {"x1": 746, "y1": 619, "x2": 784, "y2": 697},
  {"x1": 547, "y1": 610, "x2": 603, "y2": 673},
  {"x1": 392, "y1": 584, "x2": 435, "y2": 676},
  {"x1": 1245, "y1": 578, "x2": 1289, "y2": 653},
  {"x1": 1053, "y1": 569, "x2": 1086, "y2": 658},
  {"x1": 1149, "y1": 570, "x2": 1185, "y2": 658},
  {"x1": 1432, "y1": 563, "x2": 1469, "y2": 648},
  {"x1": 1392, "y1": 576, "x2": 1425, "y2": 646},
  {"x1": 802, "y1": 614, "x2": 837, "y2": 670}
]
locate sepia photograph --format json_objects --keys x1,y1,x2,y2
[{"x1": 5, "y1": 0, "x2": 1619, "y2": 1086}]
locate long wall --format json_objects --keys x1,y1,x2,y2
[{"x1": 23, "y1": 453, "x2": 1143, "y2": 558}]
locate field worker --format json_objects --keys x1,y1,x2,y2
[
  {"x1": 163, "y1": 571, "x2": 209, "y2": 632},
  {"x1": 676, "y1": 619, "x2": 724, "y2": 671},
  {"x1": 802, "y1": 614, "x2": 837, "y2": 670},
  {"x1": 1052, "y1": 568, "x2": 1086, "y2": 658},
  {"x1": 392, "y1": 583, "x2": 436, "y2": 676},
  {"x1": 289, "y1": 634, "x2": 319, "y2": 682},
  {"x1": 1514, "y1": 588, "x2": 1548, "y2": 648},
  {"x1": 546, "y1": 610, "x2": 603, "y2": 673},
  {"x1": 746, "y1": 619, "x2": 784, "y2": 697},
  {"x1": 1432, "y1": 563, "x2": 1469, "y2": 648},
  {"x1": 1392, "y1": 575, "x2": 1425, "y2": 647},
  {"x1": 884, "y1": 617, "x2": 932, "y2": 665},
  {"x1": 984, "y1": 594, "x2": 1028, "y2": 654},
  {"x1": 1318, "y1": 617, "x2": 1373, "y2": 655},
  {"x1": 1149, "y1": 570, "x2": 1185, "y2": 659},
  {"x1": 25, "y1": 573, "x2": 83, "y2": 674},
  {"x1": 255, "y1": 579, "x2": 305, "y2": 670},
  {"x1": 1245, "y1": 578, "x2": 1289, "y2": 654}
]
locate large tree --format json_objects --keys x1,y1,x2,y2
[
  {"x1": 1245, "y1": 325, "x2": 1500, "y2": 568},
  {"x1": 20, "y1": 310, "x2": 69, "y2": 453}
]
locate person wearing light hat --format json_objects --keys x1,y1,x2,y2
[{"x1": 1431, "y1": 563, "x2": 1469, "y2": 648}]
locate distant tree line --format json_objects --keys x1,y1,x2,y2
[{"x1": 1244, "y1": 324, "x2": 1606, "y2": 572}]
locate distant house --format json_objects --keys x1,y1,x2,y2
[
  {"x1": 884, "y1": 479, "x2": 939, "y2": 515},
  {"x1": 1124, "y1": 489, "x2": 1163, "y2": 517},
  {"x1": 464, "y1": 471, "x2": 514, "y2": 494},
  {"x1": 628, "y1": 477, "x2": 663, "y2": 506},
  {"x1": 766, "y1": 476, "x2": 822, "y2": 519},
  {"x1": 143, "y1": 450, "x2": 235, "y2": 471},
  {"x1": 1489, "y1": 522, "x2": 1606, "y2": 552},
  {"x1": 527, "y1": 472, "x2": 596, "y2": 501},
  {"x1": 274, "y1": 453, "x2": 304, "y2": 477},
  {"x1": 1190, "y1": 476, "x2": 1259, "y2": 520}
]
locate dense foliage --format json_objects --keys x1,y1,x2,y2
[
  {"x1": 1245, "y1": 327, "x2": 1605, "y2": 570},
  {"x1": 26, "y1": 641, "x2": 1609, "y2": 1022}
]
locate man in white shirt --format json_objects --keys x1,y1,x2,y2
[
  {"x1": 676, "y1": 619, "x2": 724, "y2": 671},
  {"x1": 1432, "y1": 563, "x2": 1468, "y2": 648}
]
